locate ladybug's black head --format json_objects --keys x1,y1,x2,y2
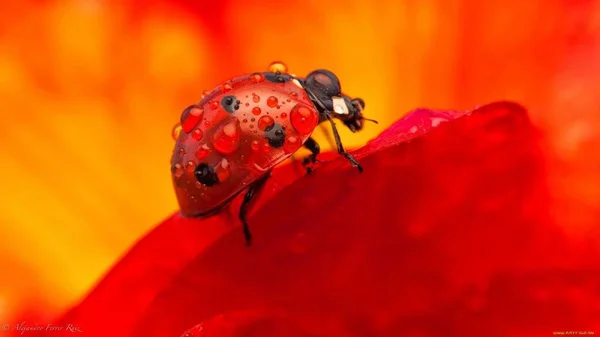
[{"x1": 304, "y1": 69, "x2": 376, "y2": 133}]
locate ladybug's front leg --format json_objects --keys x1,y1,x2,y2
[
  {"x1": 324, "y1": 113, "x2": 363, "y2": 173},
  {"x1": 302, "y1": 137, "x2": 321, "y2": 174},
  {"x1": 239, "y1": 171, "x2": 270, "y2": 246}
]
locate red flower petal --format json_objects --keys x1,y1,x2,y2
[{"x1": 49, "y1": 102, "x2": 600, "y2": 337}]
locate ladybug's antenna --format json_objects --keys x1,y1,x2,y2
[{"x1": 362, "y1": 117, "x2": 379, "y2": 124}]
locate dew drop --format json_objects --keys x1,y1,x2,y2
[
  {"x1": 195, "y1": 144, "x2": 210, "y2": 160},
  {"x1": 201, "y1": 90, "x2": 210, "y2": 98},
  {"x1": 267, "y1": 96, "x2": 278, "y2": 108},
  {"x1": 281, "y1": 112, "x2": 288, "y2": 119},
  {"x1": 209, "y1": 101, "x2": 219, "y2": 110},
  {"x1": 245, "y1": 102, "x2": 249, "y2": 107},
  {"x1": 242, "y1": 118, "x2": 248, "y2": 123},
  {"x1": 289, "y1": 91, "x2": 298, "y2": 99},
  {"x1": 181, "y1": 106, "x2": 204, "y2": 133},
  {"x1": 191, "y1": 128, "x2": 203, "y2": 141},
  {"x1": 268, "y1": 61, "x2": 288, "y2": 73},
  {"x1": 212, "y1": 118, "x2": 241, "y2": 155},
  {"x1": 172, "y1": 163, "x2": 184, "y2": 178},
  {"x1": 290, "y1": 104, "x2": 319, "y2": 134},
  {"x1": 283, "y1": 135, "x2": 300, "y2": 154},
  {"x1": 195, "y1": 181, "x2": 203, "y2": 189},
  {"x1": 286, "y1": 98, "x2": 291, "y2": 102},
  {"x1": 185, "y1": 160, "x2": 196, "y2": 173},
  {"x1": 251, "y1": 107, "x2": 262, "y2": 116},
  {"x1": 251, "y1": 140, "x2": 261, "y2": 152},
  {"x1": 252, "y1": 94, "x2": 260, "y2": 103},
  {"x1": 221, "y1": 82, "x2": 233, "y2": 93},
  {"x1": 250, "y1": 72, "x2": 265, "y2": 83},
  {"x1": 178, "y1": 147, "x2": 186, "y2": 156},
  {"x1": 171, "y1": 123, "x2": 182, "y2": 140},
  {"x1": 249, "y1": 124, "x2": 255, "y2": 129},
  {"x1": 258, "y1": 115, "x2": 275, "y2": 131},
  {"x1": 216, "y1": 159, "x2": 231, "y2": 182},
  {"x1": 276, "y1": 105, "x2": 281, "y2": 109},
  {"x1": 250, "y1": 117, "x2": 256, "y2": 122}
]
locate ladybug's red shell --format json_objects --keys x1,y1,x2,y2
[{"x1": 171, "y1": 72, "x2": 320, "y2": 216}]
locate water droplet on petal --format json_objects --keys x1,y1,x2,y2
[
  {"x1": 290, "y1": 104, "x2": 319, "y2": 134},
  {"x1": 181, "y1": 106, "x2": 204, "y2": 133},
  {"x1": 191, "y1": 128, "x2": 203, "y2": 141},
  {"x1": 258, "y1": 115, "x2": 275, "y2": 131},
  {"x1": 267, "y1": 96, "x2": 278, "y2": 108},
  {"x1": 250, "y1": 72, "x2": 265, "y2": 83},
  {"x1": 212, "y1": 118, "x2": 241, "y2": 155},
  {"x1": 268, "y1": 61, "x2": 288, "y2": 73},
  {"x1": 172, "y1": 163, "x2": 184, "y2": 178},
  {"x1": 172, "y1": 123, "x2": 182, "y2": 140}
]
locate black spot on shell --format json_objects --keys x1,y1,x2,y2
[
  {"x1": 264, "y1": 123, "x2": 285, "y2": 148},
  {"x1": 264, "y1": 72, "x2": 291, "y2": 83},
  {"x1": 194, "y1": 163, "x2": 220, "y2": 186},
  {"x1": 221, "y1": 95, "x2": 239, "y2": 113}
]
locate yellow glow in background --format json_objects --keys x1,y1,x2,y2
[{"x1": 1, "y1": 0, "x2": 599, "y2": 321}]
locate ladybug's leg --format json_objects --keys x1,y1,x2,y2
[
  {"x1": 239, "y1": 171, "x2": 271, "y2": 246},
  {"x1": 324, "y1": 113, "x2": 363, "y2": 173},
  {"x1": 302, "y1": 137, "x2": 321, "y2": 174}
]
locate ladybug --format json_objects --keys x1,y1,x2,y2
[{"x1": 170, "y1": 62, "x2": 376, "y2": 246}]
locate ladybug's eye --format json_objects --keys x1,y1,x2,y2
[{"x1": 305, "y1": 69, "x2": 341, "y2": 97}]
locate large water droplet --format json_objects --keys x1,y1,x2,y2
[
  {"x1": 267, "y1": 96, "x2": 278, "y2": 108},
  {"x1": 290, "y1": 104, "x2": 319, "y2": 134},
  {"x1": 268, "y1": 61, "x2": 288, "y2": 73},
  {"x1": 181, "y1": 106, "x2": 204, "y2": 133},
  {"x1": 212, "y1": 118, "x2": 241, "y2": 155},
  {"x1": 258, "y1": 115, "x2": 275, "y2": 131}
]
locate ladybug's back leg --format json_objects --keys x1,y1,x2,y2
[{"x1": 239, "y1": 171, "x2": 271, "y2": 246}]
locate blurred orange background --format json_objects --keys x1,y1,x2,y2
[{"x1": 1, "y1": 0, "x2": 599, "y2": 324}]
